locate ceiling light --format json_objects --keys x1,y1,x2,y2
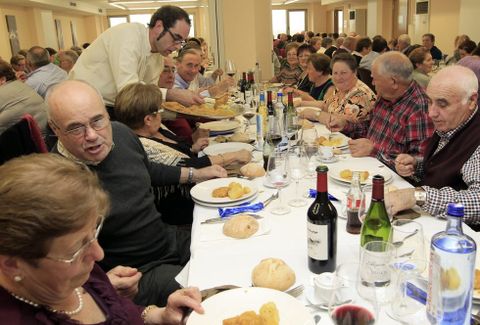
[
  {"x1": 284, "y1": 0, "x2": 300, "y2": 4},
  {"x1": 109, "y1": 2, "x2": 127, "y2": 9}
]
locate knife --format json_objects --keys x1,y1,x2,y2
[{"x1": 201, "y1": 213, "x2": 263, "y2": 224}]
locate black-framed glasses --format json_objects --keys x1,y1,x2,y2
[
  {"x1": 44, "y1": 217, "x2": 104, "y2": 264},
  {"x1": 50, "y1": 115, "x2": 109, "y2": 138},
  {"x1": 157, "y1": 28, "x2": 186, "y2": 47}
]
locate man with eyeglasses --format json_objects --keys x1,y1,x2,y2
[
  {"x1": 47, "y1": 80, "x2": 227, "y2": 307},
  {"x1": 69, "y1": 5, "x2": 203, "y2": 113}
]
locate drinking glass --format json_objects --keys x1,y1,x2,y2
[
  {"x1": 391, "y1": 219, "x2": 426, "y2": 265},
  {"x1": 266, "y1": 151, "x2": 291, "y2": 215},
  {"x1": 359, "y1": 241, "x2": 396, "y2": 304},
  {"x1": 302, "y1": 128, "x2": 319, "y2": 178},
  {"x1": 266, "y1": 116, "x2": 283, "y2": 149},
  {"x1": 288, "y1": 146, "x2": 307, "y2": 207},
  {"x1": 224, "y1": 59, "x2": 237, "y2": 78},
  {"x1": 329, "y1": 262, "x2": 378, "y2": 325}
]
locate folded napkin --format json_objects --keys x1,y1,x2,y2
[
  {"x1": 218, "y1": 201, "x2": 264, "y2": 218},
  {"x1": 308, "y1": 189, "x2": 340, "y2": 201}
]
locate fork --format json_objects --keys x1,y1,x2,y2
[
  {"x1": 285, "y1": 284, "x2": 304, "y2": 297},
  {"x1": 263, "y1": 190, "x2": 280, "y2": 207}
]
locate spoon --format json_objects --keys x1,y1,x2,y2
[{"x1": 392, "y1": 228, "x2": 419, "y2": 248}]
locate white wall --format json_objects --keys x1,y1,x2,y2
[{"x1": 459, "y1": 0, "x2": 480, "y2": 43}]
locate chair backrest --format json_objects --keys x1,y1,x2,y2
[
  {"x1": 0, "y1": 114, "x2": 48, "y2": 165},
  {"x1": 357, "y1": 68, "x2": 376, "y2": 93}
]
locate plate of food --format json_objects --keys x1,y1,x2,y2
[
  {"x1": 187, "y1": 287, "x2": 313, "y2": 325},
  {"x1": 315, "y1": 133, "x2": 349, "y2": 148},
  {"x1": 328, "y1": 164, "x2": 393, "y2": 185},
  {"x1": 199, "y1": 120, "x2": 240, "y2": 133},
  {"x1": 214, "y1": 133, "x2": 256, "y2": 144},
  {"x1": 162, "y1": 101, "x2": 243, "y2": 120},
  {"x1": 203, "y1": 142, "x2": 255, "y2": 156},
  {"x1": 190, "y1": 178, "x2": 258, "y2": 204}
]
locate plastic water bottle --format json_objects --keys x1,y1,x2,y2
[{"x1": 426, "y1": 203, "x2": 476, "y2": 325}]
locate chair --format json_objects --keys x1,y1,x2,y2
[
  {"x1": 0, "y1": 114, "x2": 48, "y2": 165},
  {"x1": 357, "y1": 68, "x2": 375, "y2": 93}
]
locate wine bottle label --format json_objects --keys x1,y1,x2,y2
[
  {"x1": 426, "y1": 246, "x2": 475, "y2": 324},
  {"x1": 307, "y1": 222, "x2": 328, "y2": 260}
]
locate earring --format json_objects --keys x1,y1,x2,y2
[{"x1": 13, "y1": 275, "x2": 22, "y2": 282}]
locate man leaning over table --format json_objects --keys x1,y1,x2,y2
[
  {"x1": 46, "y1": 80, "x2": 227, "y2": 306},
  {"x1": 389, "y1": 66, "x2": 480, "y2": 231},
  {"x1": 329, "y1": 52, "x2": 434, "y2": 169},
  {"x1": 69, "y1": 5, "x2": 203, "y2": 113}
]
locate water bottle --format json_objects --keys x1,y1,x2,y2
[{"x1": 426, "y1": 203, "x2": 476, "y2": 325}]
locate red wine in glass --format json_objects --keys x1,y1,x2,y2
[
  {"x1": 332, "y1": 305, "x2": 375, "y2": 325},
  {"x1": 269, "y1": 134, "x2": 282, "y2": 146},
  {"x1": 227, "y1": 73, "x2": 236, "y2": 77}
]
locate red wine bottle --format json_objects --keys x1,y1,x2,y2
[
  {"x1": 307, "y1": 165, "x2": 337, "y2": 274},
  {"x1": 332, "y1": 305, "x2": 375, "y2": 325}
]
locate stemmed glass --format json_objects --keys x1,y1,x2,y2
[
  {"x1": 288, "y1": 146, "x2": 308, "y2": 207},
  {"x1": 329, "y1": 262, "x2": 379, "y2": 325},
  {"x1": 266, "y1": 151, "x2": 291, "y2": 215},
  {"x1": 225, "y1": 59, "x2": 237, "y2": 78},
  {"x1": 391, "y1": 219, "x2": 426, "y2": 264},
  {"x1": 302, "y1": 128, "x2": 319, "y2": 178}
]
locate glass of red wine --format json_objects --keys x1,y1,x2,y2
[{"x1": 329, "y1": 262, "x2": 378, "y2": 325}]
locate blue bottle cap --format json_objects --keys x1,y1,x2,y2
[{"x1": 446, "y1": 203, "x2": 464, "y2": 217}]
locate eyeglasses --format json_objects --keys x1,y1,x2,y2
[
  {"x1": 51, "y1": 115, "x2": 109, "y2": 138},
  {"x1": 162, "y1": 66, "x2": 176, "y2": 73},
  {"x1": 45, "y1": 217, "x2": 104, "y2": 264},
  {"x1": 151, "y1": 108, "x2": 164, "y2": 115},
  {"x1": 157, "y1": 28, "x2": 186, "y2": 47}
]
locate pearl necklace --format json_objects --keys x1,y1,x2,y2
[{"x1": 9, "y1": 287, "x2": 84, "y2": 315}]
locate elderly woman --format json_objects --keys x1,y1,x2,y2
[
  {"x1": 299, "y1": 53, "x2": 376, "y2": 137},
  {"x1": 114, "y1": 83, "x2": 251, "y2": 225},
  {"x1": 295, "y1": 44, "x2": 316, "y2": 91},
  {"x1": 0, "y1": 154, "x2": 203, "y2": 324},
  {"x1": 270, "y1": 42, "x2": 303, "y2": 85},
  {"x1": 409, "y1": 47, "x2": 433, "y2": 88}
]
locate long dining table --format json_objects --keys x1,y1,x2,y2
[{"x1": 178, "y1": 123, "x2": 480, "y2": 324}]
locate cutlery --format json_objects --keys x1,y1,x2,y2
[
  {"x1": 216, "y1": 191, "x2": 280, "y2": 218},
  {"x1": 305, "y1": 299, "x2": 353, "y2": 310},
  {"x1": 201, "y1": 213, "x2": 263, "y2": 225},
  {"x1": 285, "y1": 284, "x2": 304, "y2": 297},
  {"x1": 392, "y1": 228, "x2": 419, "y2": 248}
]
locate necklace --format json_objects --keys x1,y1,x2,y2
[{"x1": 9, "y1": 287, "x2": 84, "y2": 315}]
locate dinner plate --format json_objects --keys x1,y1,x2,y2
[
  {"x1": 203, "y1": 142, "x2": 255, "y2": 156},
  {"x1": 318, "y1": 133, "x2": 349, "y2": 148},
  {"x1": 190, "y1": 177, "x2": 258, "y2": 204},
  {"x1": 192, "y1": 193, "x2": 258, "y2": 208},
  {"x1": 328, "y1": 164, "x2": 393, "y2": 185},
  {"x1": 187, "y1": 287, "x2": 313, "y2": 325},
  {"x1": 162, "y1": 102, "x2": 244, "y2": 120},
  {"x1": 199, "y1": 120, "x2": 240, "y2": 132}
]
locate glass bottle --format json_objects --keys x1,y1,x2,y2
[
  {"x1": 427, "y1": 203, "x2": 476, "y2": 325},
  {"x1": 307, "y1": 165, "x2": 338, "y2": 274},
  {"x1": 346, "y1": 172, "x2": 364, "y2": 234},
  {"x1": 360, "y1": 175, "x2": 391, "y2": 246}
]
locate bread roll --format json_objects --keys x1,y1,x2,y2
[
  {"x1": 229, "y1": 133, "x2": 251, "y2": 143},
  {"x1": 223, "y1": 214, "x2": 259, "y2": 239},
  {"x1": 240, "y1": 163, "x2": 266, "y2": 178},
  {"x1": 252, "y1": 258, "x2": 296, "y2": 291}
]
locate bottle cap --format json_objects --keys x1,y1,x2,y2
[
  {"x1": 446, "y1": 203, "x2": 464, "y2": 217},
  {"x1": 316, "y1": 165, "x2": 328, "y2": 173},
  {"x1": 372, "y1": 174, "x2": 385, "y2": 183}
]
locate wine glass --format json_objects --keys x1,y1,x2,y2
[
  {"x1": 266, "y1": 151, "x2": 291, "y2": 215},
  {"x1": 302, "y1": 129, "x2": 319, "y2": 178},
  {"x1": 391, "y1": 219, "x2": 426, "y2": 264},
  {"x1": 225, "y1": 59, "x2": 237, "y2": 78},
  {"x1": 266, "y1": 116, "x2": 283, "y2": 149},
  {"x1": 285, "y1": 113, "x2": 301, "y2": 145},
  {"x1": 329, "y1": 262, "x2": 379, "y2": 325},
  {"x1": 288, "y1": 146, "x2": 307, "y2": 207}
]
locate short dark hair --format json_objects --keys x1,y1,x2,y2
[
  {"x1": 409, "y1": 47, "x2": 430, "y2": 68},
  {"x1": 10, "y1": 54, "x2": 25, "y2": 66},
  {"x1": 422, "y1": 33, "x2": 435, "y2": 42},
  {"x1": 355, "y1": 37, "x2": 372, "y2": 52},
  {"x1": 321, "y1": 33, "x2": 328, "y2": 38},
  {"x1": 458, "y1": 40, "x2": 477, "y2": 54},
  {"x1": 331, "y1": 52, "x2": 357, "y2": 72},
  {"x1": 82, "y1": 42, "x2": 90, "y2": 49},
  {"x1": 27, "y1": 46, "x2": 50, "y2": 68},
  {"x1": 297, "y1": 43, "x2": 316, "y2": 56},
  {"x1": 472, "y1": 43, "x2": 480, "y2": 57},
  {"x1": 45, "y1": 47, "x2": 57, "y2": 56},
  {"x1": 372, "y1": 36, "x2": 388, "y2": 53},
  {"x1": 148, "y1": 5, "x2": 191, "y2": 29},
  {"x1": 332, "y1": 32, "x2": 339, "y2": 39},
  {"x1": 308, "y1": 53, "x2": 331, "y2": 75},
  {"x1": 292, "y1": 34, "x2": 305, "y2": 43},
  {"x1": 321, "y1": 37, "x2": 333, "y2": 48},
  {"x1": 0, "y1": 59, "x2": 16, "y2": 81}
]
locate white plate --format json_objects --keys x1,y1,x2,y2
[
  {"x1": 328, "y1": 164, "x2": 393, "y2": 185},
  {"x1": 199, "y1": 218, "x2": 271, "y2": 242},
  {"x1": 192, "y1": 193, "x2": 258, "y2": 208},
  {"x1": 316, "y1": 156, "x2": 338, "y2": 164},
  {"x1": 187, "y1": 287, "x2": 313, "y2": 325},
  {"x1": 190, "y1": 178, "x2": 258, "y2": 204},
  {"x1": 203, "y1": 142, "x2": 255, "y2": 156},
  {"x1": 199, "y1": 120, "x2": 240, "y2": 132},
  {"x1": 318, "y1": 133, "x2": 349, "y2": 148}
]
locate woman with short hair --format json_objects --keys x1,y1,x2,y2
[
  {"x1": 270, "y1": 42, "x2": 303, "y2": 85},
  {"x1": 409, "y1": 46, "x2": 433, "y2": 88},
  {"x1": 0, "y1": 153, "x2": 203, "y2": 324}
]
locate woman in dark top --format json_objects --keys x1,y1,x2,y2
[
  {"x1": 115, "y1": 83, "x2": 251, "y2": 225},
  {"x1": 0, "y1": 154, "x2": 203, "y2": 324},
  {"x1": 296, "y1": 44, "x2": 316, "y2": 92}
]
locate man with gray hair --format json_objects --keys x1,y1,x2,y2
[
  {"x1": 25, "y1": 46, "x2": 67, "y2": 98},
  {"x1": 329, "y1": 52, "x2": 434, "y2": 169},
  {"x1": 397, "y1": 34, "x2": 412, "y2": 54},
  {"x1": 58, "y1": 50, "x2": 79, "y2": 74},
  {"x1": 391, "y1": 66, "x2": 480, "y2": 229}
]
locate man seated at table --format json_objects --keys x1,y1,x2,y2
[
  {"x1": 422, "y1": 33, "x2": 443, "y2": 61},
  {"x1": 390, "y1": 66, "x2": 480, "y2": 230},
  {"x1": 46, "y1": 80, "x2": 227, "y2": 306},
  {"x1": 329, "y1": 52, "x2": 434, "y2": 169}
]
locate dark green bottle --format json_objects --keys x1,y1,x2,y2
[{"x1": 360, "y1": 175, "x2": 391, "y2": 246}]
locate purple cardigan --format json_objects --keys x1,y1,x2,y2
[{"x1": 0, "y1": 264, "x2": 145, "y2": 324}]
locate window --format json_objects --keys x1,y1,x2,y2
[
  {"x1": 272, "y1": 9, "x2": 306, "y2": 36},
  {"x1": 129, "y1": 14, "x2": 151, "y2": 26},
  {"x1": 335, "y1": 9, "x2": 344, "y2": 34},
  {"x1": 108, "y1": 16, "x2": 128, "y2": 28},
  {"x1": 189, "y1": 14, "x2": 195, "y2": 37}
]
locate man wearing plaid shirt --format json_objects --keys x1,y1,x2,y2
[
  {"x1": 392, "y1": 66, "x2": 480, "y2": 230},
  {"x1": 330, "y1": 52, "x2": 434, "y2": 169}
]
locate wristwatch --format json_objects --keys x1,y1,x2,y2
[{"x1": 414, "y1": 187, "x2": 426, "y2": 207}]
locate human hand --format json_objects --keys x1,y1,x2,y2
[
  {"x1": 192, "y1": 126, "x2": 210, "y2": 143},
  {"x1": 395, "y1": 154, "x2": 417, "y2": 177},
  {"x1": 211, "y1": 68, "x2": 223, "y2": 80},
  {"x1": 191, "y1": 137, "x2": 209, "y2": 153},
  {"x1": 166, "y1": 88, "x2": 204, "y2": 106},
  {"x1": 385, "y1": 188, "x2": 416, "y2": 215},
  {"x1": 15, "y1": 71, "x2": 27, "y2": 82},
  {"x1": 193, "y1": 165, "x2": 227, "y2": 182},
  {"x1": 160, "y1": 287, "x2": 204, "y2": 324},
  {"x1": 107, "y1": 265, "x2": 142, "y2": 300},
  {"x1": 328, "y1": 115, "x2": 347, "y2": 132},
  {"x1": 297, "y1": 108, "x2": 318, "y2": 121},
  {"x1": 348, "y1": 138, "x2": 374, "y2": 157}
]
